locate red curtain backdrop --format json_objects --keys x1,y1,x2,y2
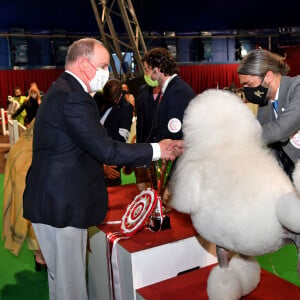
[
  {"x1": 178, "y1": 64, "x2": 240, "y2": 94},
  {"x1": 0, "y1": 69, "x2": 64, "y2": 108},
  {"x1": 0, "y1": 49, "x2": 299, "y2": 108},
  {"x1": 0, "y1": 65, "x2": 240, "y2": 107},
  {"x1": 178, "y1": 49, "x2": 300, "y2": 95},
  {"x1": 284, "y1": 46, "x2": 300, "y2": 76}
]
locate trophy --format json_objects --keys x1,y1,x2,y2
[
  {"x1": 148, "y1": 159, "x2": 172, "y2": 232},
  {"x1": 120, "y1": 159, "x2": 173, "y2": 236}
]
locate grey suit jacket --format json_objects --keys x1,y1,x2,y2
[{"x1": 257, "y1": 75, "x2": 300, "y2": 163}]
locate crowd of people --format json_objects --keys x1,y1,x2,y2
[
  {"x1": 7, "y1": 82, "x2": 42, "y2": 126},
  {"x1": 2, "y1": 37, "x2": 300, "y2": 300}
]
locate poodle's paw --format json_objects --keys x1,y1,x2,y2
[
  {"x1": 229, "y1": 255, "x2": 261, "y2": 296},
  {"x1": 207, "y1": 256, "x2": 260, "y2": 300},
  {"x1": 207, "y1": 265, "x2": 242, "y2": 300}
]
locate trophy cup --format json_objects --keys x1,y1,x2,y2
[
  {"x1": 148, "y1": 159, "x2": 172, "y2": 232},
  {"x1": 120, "y1": 159, "x2": 173, "y2": 236}
]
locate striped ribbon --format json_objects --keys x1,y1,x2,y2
[{"x1": 106, "y1": 231, "x2": 129, "y2": 300}]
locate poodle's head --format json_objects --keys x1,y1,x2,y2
[{"x1": 182, "y1": 89, "x2": 263, "y2": 158}]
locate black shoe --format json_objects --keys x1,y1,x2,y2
[
  {"x1": 35, "y1": 260, "x2": 42, "y2": 272},
  {"x1": 35, "y1": 258, "x2": 47, "y2": 272}
]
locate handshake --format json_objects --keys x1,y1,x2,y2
[{"x1": 158, "y1": 139, "x2": 185, "y2": 161}]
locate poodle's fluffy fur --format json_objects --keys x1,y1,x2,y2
[
  {"x1": 293, "y1": 161, "x2": 300, "y2": 191},
  {"x1": 170, "y1": 89, "x2": 300, "y2": 299}
]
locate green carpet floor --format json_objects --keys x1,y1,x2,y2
[
  {"x1": 1, "y1": 173, "x2": 299, "y2": 300},
  {"x1": 0, "y1": 173, "x2": 49, "y2": 300}
]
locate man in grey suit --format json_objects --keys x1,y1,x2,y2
[
  {"x1": 238, "y1": 48, "x2": 300, "y2": 179},
  {"x1": 23, "y1": 38, "x2": 184, "y2": 300}
]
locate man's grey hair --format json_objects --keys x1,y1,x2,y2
[
  {"x1": 65, "y1": 38, "x2": 104, "y2": 66},
  {"x1": 237, "y1": 48, "x2": 290, "y2": 77}
]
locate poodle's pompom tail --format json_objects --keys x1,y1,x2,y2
[{"x1": 207, "y1": 255, "x2": 260, "y2": 300}]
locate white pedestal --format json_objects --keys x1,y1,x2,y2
[{"x1": 87, "y1": 227, "x2": 217, "y2": 300}]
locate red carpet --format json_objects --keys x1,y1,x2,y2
[{"x1": 136, "y1": 264, "x2": 300, "y2": 299}]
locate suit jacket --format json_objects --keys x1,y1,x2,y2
[
  {"x1": 97, "y1": 95, "x2": 134, "y2": 186},
  {"x1": 137, "y1": 76, "x2": 196, "y2": 143},
  {"x1": 23, "y1": 72, "x2": 153, "y2": 228},
  {"x1": 136, "y1": 84, "x2": 160, "y2": 143},
  {"x1": 100, "y1": 97, "x2": 133, "y2": 142},
  {"x1": 257, "y1": 75, "x2": 300, "y2": 163}
]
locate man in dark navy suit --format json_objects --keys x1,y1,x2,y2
[
  {"x1": 135, "y1": 47, "x2": 196, "y2": 192},
  {"x1": 23, "y1": 38, "x2": 184, "y2": 300},
  {"x1": 141, "y1": 47, "x2": 196, "y2": 142}
]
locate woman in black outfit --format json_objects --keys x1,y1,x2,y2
[{"x1": 12, "y1": 86, "x2": 41, "y2": 126}]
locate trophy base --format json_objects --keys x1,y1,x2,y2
[{"x1": 149, "y1": 215, "x2": 171, "y2": 232}]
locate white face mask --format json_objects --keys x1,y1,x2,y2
[{"x1": 89, "y1": 68, "x2": 109, "y2": 92}]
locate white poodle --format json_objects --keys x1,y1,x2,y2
[{"x1": 170, "y1": 89, "x2": 300, "y2": 300}]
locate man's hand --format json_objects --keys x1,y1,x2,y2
[
  {"x1": 158, "y1": 139, "x2": 185, "y2": 161},
  {"x1": 103, "y1": 165, "x2": 120, "y2": 179}
]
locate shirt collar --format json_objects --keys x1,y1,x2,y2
[
  {"x1": 271, "y1": 85, "x2": 280, "y2": 102},
  {"x1": 162, "y1": 74, "x2": 177, "y2": 94},
  {"x1": 274, "y1": 86, "x2": 280, "y2": 101},
  {"x1": 65, "y1": 70, "x2": 89, "y2": 93}
]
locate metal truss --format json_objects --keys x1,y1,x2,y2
[{"x1": 90, "y1": 0, "x2": 147, "y2": 79}]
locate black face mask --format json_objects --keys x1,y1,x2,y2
[{"x1": 243, "y1": 84, "x2": 268, "y2": 106}]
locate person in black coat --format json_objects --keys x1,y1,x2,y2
[
  {"x1": 23, "y1": 38, "x2": 184, "y2": 300},
  {"x1": 141, "y1": 47, "x2": 196, "y2": 142},
  {"x1": 135, "y1": 47, "x2": 196, "y2": 192},
  {"x1": 136, "y1": 83, "x2": 161, "y2": 144},
  {"x1": 94, "y1": 78, "x2": 134, "y2": 186}
]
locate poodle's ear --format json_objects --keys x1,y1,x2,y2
[
  {"x1": 276, "y1": 192, "x2": 300, "y2": 233},
  {"x1": 169, "y1": 159, "x2": 203, "y2": 214}
]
